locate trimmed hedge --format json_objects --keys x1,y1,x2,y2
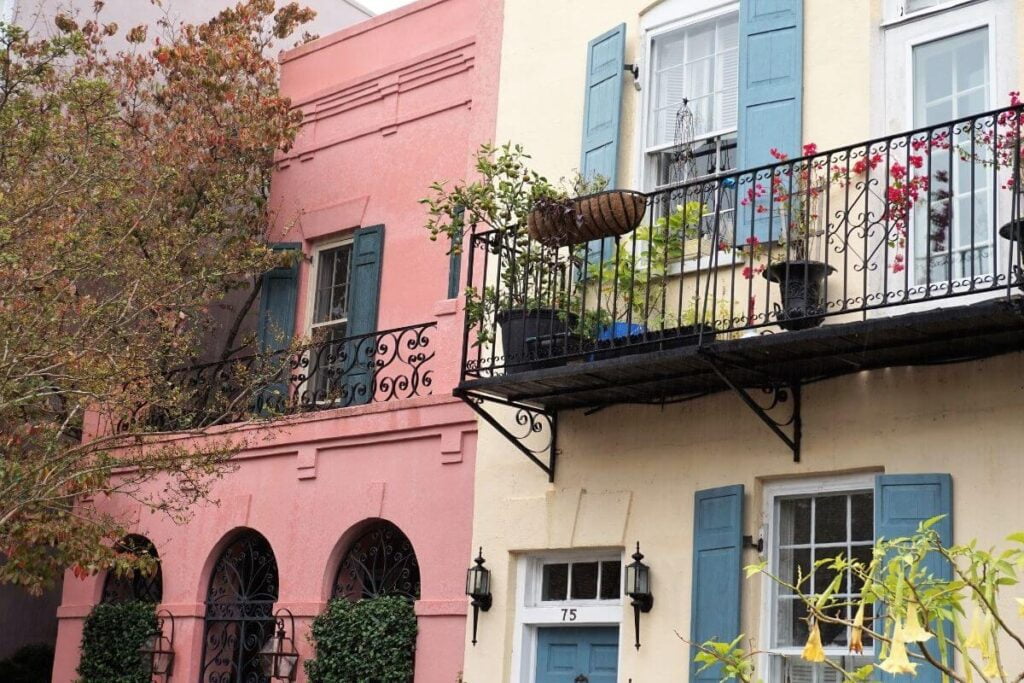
[
  {"x1": 0, "y1": 643, "x2": 54, "y2": 683},
  {"x1": 305, "y1": 596, "x2": 418, "y2": 683},
  {"x1": 77, "y1": 601, "x2": 157, "y2": 683}
]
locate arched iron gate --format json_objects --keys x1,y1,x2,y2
[{"x1": 199, "y1": 531, "x2": 279, "y2": 683}]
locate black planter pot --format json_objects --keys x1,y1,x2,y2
[
  {"x1": 590, "y1": 324, "x2": 716, "y2": 361},
  {"x1": 497, "y1": 308, "x2": 579, "y2": 373},
  {"x1": 999, "y1": 219, "x2": 1024, "y2": 286},
  {"x1": 764, "y1": 260, "x2": 836, "y2": 331}
]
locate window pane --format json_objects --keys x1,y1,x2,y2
[
  {"x1": 814, "y1": 495, "x2": 847, "y2": 544},
  {"x1": 541, "y1": 563, "x2": 568, "y2": 601},
  {"x1": 777, "y1": 547, "x2": 811, "y2": 594},
  {"x1": 850, "y1": 493, "x2": 873, "y2": 541},
  {"x1": 776, "y1": 597, "x2": 808, "y2": 647},
  {"x1": 599, "y1": 561, "x2": 621, "y2": 599},
  {"x1": 849, "y1": 544, "x2": 874, "y2": 593},
  {"x1": 313, "y1": 245, "x2": 352, "y2": 325},
  {"x1": 571, "y1": 562, "x2": 599, "y2": 599},
  {"x1": 779, "y1": 498, "x2": 811, "y2": 545}
]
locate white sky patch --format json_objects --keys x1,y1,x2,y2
[{"x1": 358, "y1": 0, "x2": 418, "y2": 15}]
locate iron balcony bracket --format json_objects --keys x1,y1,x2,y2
[
  {"x1": 455, "y1": 389, "x2": 559, "y2": 482},
  {"x1": 701, "y1": 353, "x2": 802, "y2": 463}
]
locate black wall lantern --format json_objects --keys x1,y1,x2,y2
[
  {"x1": 139, "y1": 609, "x2": 175, "y2": 679},
  {"x1": 465, "y1": 547, "x2": 492, "y2": 646},
  {"x1": 624, "y1": 543, "x2": 653, "y2": 650},
  {"x1": 259, "y1": 608, "x2": 300, "y2": 681}
]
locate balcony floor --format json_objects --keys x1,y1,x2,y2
[{"x1": 458, "y1": 296, "x2": 1024, "y2": 412}]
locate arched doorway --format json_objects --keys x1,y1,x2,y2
[
  {"x1": 198, "y1": 530, "x2": 279, "y2": 683},
  {"x1": 332, "y1": 520, "x2": 420, "y2": 601},
  {"x1": 101, "y1": 534, "x2": 163, "y2": 604}
]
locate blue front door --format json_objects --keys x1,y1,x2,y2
[{"x1": 536, "y1": 626, "x2": 619, "y2": 683}]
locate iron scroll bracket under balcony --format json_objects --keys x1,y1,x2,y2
[
  {"x1": 455, "y1": 389, "x2": 558, "y2": 482},
  {"x1": 700, "y1": 350, "x2": 802, "y2": 463}
]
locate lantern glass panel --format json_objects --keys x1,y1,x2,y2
[{"x1": 152, "y1": 648, "x2": 173, "y2": 676}]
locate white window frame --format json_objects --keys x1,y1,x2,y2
[
  {"x1": 871, "y1": 0, "x2": 1016, "y2": 315},
  {"x1": 882, "y1": 0, "x2": 987, "y2": 26},
  {"x1": 510, "y1": 550, "x2": 624, "y2": 683},
  {"x1": 305, "y1": 237, "x2": 355, "y2": 337},
  {"x1": 637, "y1": 0, "x2": 740, "y2": 193},
  {"x1": 757, "y1": 474, "x2": 876, "y2": 682}
]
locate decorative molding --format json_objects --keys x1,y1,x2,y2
[
  {"x1": 573, "y1": 490, "x2": 633, "y2": 547},
  {"x1": 298, "y1": 196, "x2": 370, "y2": 241},
  {"x1": 439, "y1": 427, "x2": 473, "y2": 465},
  {"x1": 277, "y1": 40, "x2": 477, "y2": 163}
]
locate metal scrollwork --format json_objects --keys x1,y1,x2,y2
[
  {"x1": 333, "y1": 522, "x2": 421, "y2": 602},
  {"x1": 199, "y1": 532, "x2": 279, "y2": 683}
]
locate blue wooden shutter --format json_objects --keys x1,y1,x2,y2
[
  {"x1": 256, "y1": 243, "x2": 300, "y2": 411},
  {"x1": 690, "y1": 485, "x2": 744, "y2": 682},
  {"x1": 737, "y1": 0, "x2": 803, "y2": 242},
  {"x1": 257, "y1": 244, "x2": 300, "y2": 353},
  {"x1": 874, "y1": 474, "x2": 953, "y2": 683},
  {"x1": 581, "y1": 24, "x2": 626, "y2": 267},
  {"x1": 344, "y1": 225, "x2": 385, "y2": 405}
]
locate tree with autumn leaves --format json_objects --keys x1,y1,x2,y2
[{"x1": 0, "y1": 1, "x2": 313, "y2": 593}]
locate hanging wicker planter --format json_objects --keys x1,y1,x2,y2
[{"x1": 527, "y1": 189, "x2": 648, "y2": 248}]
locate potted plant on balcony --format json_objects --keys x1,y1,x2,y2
[
  {"x1": 423, "y1": 143, "x2": 594, "y2": 371},
  {"x1": 528, "y1": 183, "x2": 648, "y2": 248},
  {"x1": 585, "y1": 200, "x2": 723, "y2": 354},
  {"x1": 740, "y1": 145, "x2": 836, "y2": 331}
]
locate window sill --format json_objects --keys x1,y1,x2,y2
[
  {"x1": 666, "y1": 249, "x2": 742, "y2": 277},
  {"x1": 881, "y1": 0, "x2": 986, "y2": 28}
]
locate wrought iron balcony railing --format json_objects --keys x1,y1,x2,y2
[
  {"x1": 462, "y1": 104, "x2": 1024, "y2": 380},
  {"x1": 125, "y1": 322, "x2": 436, "y2": 430}
]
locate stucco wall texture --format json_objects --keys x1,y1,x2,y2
[{"x1": 50, "y1": 1, "x2": 502, "y2": 681}]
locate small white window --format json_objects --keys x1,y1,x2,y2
[{"x1": 764, "y1": 481, "x2": 875, "y2": 683}]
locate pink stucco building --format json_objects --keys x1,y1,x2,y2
[{"x1": 51, "y1": 1, "x2": 501, "y2": 681}]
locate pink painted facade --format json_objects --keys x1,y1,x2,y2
[{"x1": 51, "y1": 1, "x2": 501, "y2": 681}]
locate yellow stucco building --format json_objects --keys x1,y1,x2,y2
[{"x1": 457, "y1": 0, "x2": 1024, "y2": 681}]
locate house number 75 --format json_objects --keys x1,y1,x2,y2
[{"x1": 560, "y1": 608, "x2": 578, "y2": 622}]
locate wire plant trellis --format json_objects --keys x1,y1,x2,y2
[
  {"x1": 666, "y1": 97, "x2": 700, "y2": 185},
  {"x1": 332, "y1": 521, "x2": 421, "y2": 602}
]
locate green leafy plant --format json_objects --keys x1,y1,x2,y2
[
  {"x1": 691, "y1": 520, "x2": 1024, "y2": 682},
  {"x1": 77, "y1": 601, "x2": 157, "y2": 683},
  {"x1": 305, "y1": 596, "x2": 418, "y2": 683},
  {"x1": 423, "y1": 143, "x2": 603, "y2": 346},
  {"x1": 585, "y1": 200, "x2": 716, "y2": 328}
]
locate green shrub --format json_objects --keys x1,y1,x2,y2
[
  {"x1": 0, "y1": 642, "x2": 54, "y2": 683},
  {"x1": 77, "y1": 601, "x2": 157, "y2": 683},
  {"x1": 305, "y1": 596, "x2": 418, "y2": 683}
]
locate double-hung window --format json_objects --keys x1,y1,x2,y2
[
  {"x1": 911, "y1": 27, "x2": 991, "y2": 286},
  {"x1": 309, "y1": 241, "x2": 354, "y2": 396},
  {"x1": 765, "y1": 479, "x2": 875, "y2": 683},
  {"x1": 645, "y1": 12, "x2": 739, "y2": 248}
]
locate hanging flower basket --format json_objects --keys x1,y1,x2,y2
[{"x1": 527, "y1": 189, "x2": 648, "y2": 248}]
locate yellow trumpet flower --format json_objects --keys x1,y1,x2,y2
[
  {"x1": 982, "y1": 654, "x2": 1001, "y2": 680},
  {"x1": 802, "y1": 618, "x2": 827, "y2": 663},
  {"x1": 879, "y1": 618, "x2": 919, "y2": 676},
  {"x1": 1016, "y1": 597, "x2": 1024, "y2": 618},
  {"x1": 849, "y1": 602, "x2": 866, "y2": 655},
  {"x1": 902, "y1": 602, "x2": 933, "y2": 643},
  {"x1": 965, "y1": 608, "x2": 986, "y2": 650}
]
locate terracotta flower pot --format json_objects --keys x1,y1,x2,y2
[{"x1": 527, "y1": 190, "x2": 648, "y2": 248}]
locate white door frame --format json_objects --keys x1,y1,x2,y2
[{"x1": 510, "y1": 550, "x2": 625, "y2": 683}]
